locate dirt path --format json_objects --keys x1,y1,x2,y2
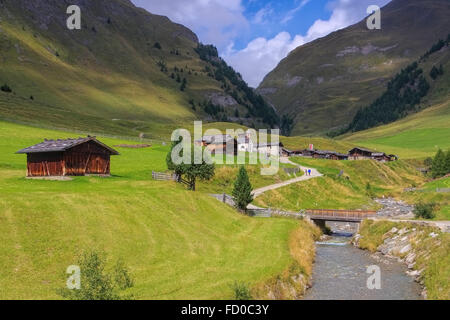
[{"x1": 251, "y1": 157, "x2": 322, "y2": 198}]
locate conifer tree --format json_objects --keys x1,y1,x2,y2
[
  {"x1": 432, "y1": 149, "x2": 446, "y2": 178},
  {"x1": 232, "y1": 166, "x2": 253, "y2": 212}
]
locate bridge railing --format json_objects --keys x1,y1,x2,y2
[{"x1": 305, "y1": 209, "x2": 377, "y2": 220}]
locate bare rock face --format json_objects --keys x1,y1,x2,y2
[{"x1": 205, "y1": 92, "x2": 238, "y2": 107}]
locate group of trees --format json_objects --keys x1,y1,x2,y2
[
  {"x1": 430, "y1": 65, "x2": 444, "y2": 80},
  {"x1": 1, "y1": 84, "x2": 12, "y2": 93},
  {"x1": 430, "y1": 149, "x2": 450, "y2": 178},
  {"x1": 420, "y1": 33, "x2": 450, "y2": 61},
  {"x1": 195, "y1": 43, "x2": 280, "y2": 129},
  {"x1": 346, "y1": 62, "x2": 430, "y2": 132},
  {"x1": 341, "y1": 36, "x2": 449, "y2": 135}
]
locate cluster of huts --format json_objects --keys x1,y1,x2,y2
[
  {"x1": 288, "y1": 147, "x2": 398, "y2": 162},
  {"x1": 194, "y1": 131, "x2": 289, "y2": 157},
  {"x1": 194, "y1": 131, "x2": 397, "y2": 163}
]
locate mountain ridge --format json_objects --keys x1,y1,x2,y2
[
  {"x1": 0, "y1": 0, "x2": 277, "y2": 139},
  {"x1": 258, "y1": 0, "x2": 450, "y2": 136}
]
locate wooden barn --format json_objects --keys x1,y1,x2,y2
[
  {"x1": 348, "y1": 147, "x2": 376, "y2": 160},
  {"x1": 348, "y1": 147, "x2": 397, "y2": 162},
  {"x1": 16, "y1": 137, "x2": 119, "y2": 177}
]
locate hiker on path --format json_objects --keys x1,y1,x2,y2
[{"x1": 308, "y1": 169, "x2": 311, "y2": 176}]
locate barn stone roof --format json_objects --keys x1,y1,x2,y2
[{"x1": 16, "y1": 137, "x2": 119, "y2": 155}]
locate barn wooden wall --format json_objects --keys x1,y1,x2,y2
[
  {"x1": 65, "y1": 141, "x2": 111, "y2": 175},
  {"x1": 27, "y1": 141, "x2": 112, "y2": 177},
  {"x1": 27, "y1": 153, "x2": 64, "y2": 177}
]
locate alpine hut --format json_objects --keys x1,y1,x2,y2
[{"x1": 16, "y1": 136, "x2": 119, "y2": 177}]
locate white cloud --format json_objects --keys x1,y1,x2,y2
[
  {"x1": 224, "y1": 32, "x2": 305, "y2": 88},
  {"x1": 224, "y1": 0, "x2": 391, "y2": 87},
  {"x1": 252, "y1": 5, "x2": 274, "y2": 24},
  {"x1": 281, "y1": 0, "x2": 311, "y2": 24},
  {"x1": 132, "y1": 0, "x2": 249, "y2": 49}
]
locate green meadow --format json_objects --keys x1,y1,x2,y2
[
  {"x1": 254, "y1": 157, "x2": 427, "y2": 212},
  {"x1": 0, "y1": 120, "x2": 308, "y2": 300},
  {"x1": 343, "y1": 100, "x2": 450, "y2": 159}
]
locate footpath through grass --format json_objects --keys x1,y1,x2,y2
[
  {"x1": 254, "y1": 157, "x2": 425, "y2": 211},
  {"x1": 0, "y1": 121, "x2": 309, "y2": 299}
]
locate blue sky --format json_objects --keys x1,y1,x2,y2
[
  {"x1": 235, "y1": 0, "x2": 330, "y2": 50},
  {"x1": 131, "y1": 0, "x2": 391, "y2": 87}
]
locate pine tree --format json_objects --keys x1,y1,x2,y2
[
  {"x1": 232, "y1": 167, "x2": 253, "y2": 212},
  {"x1": 431, "y1": 149, "x2": 446, "y2": 178},
  {"x1": 445, "y1": 150, "x2": 450, "y2": 175}
]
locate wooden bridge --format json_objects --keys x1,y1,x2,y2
[{"x1": 305, "y1": 209, "x2": 377, "y2": 223}]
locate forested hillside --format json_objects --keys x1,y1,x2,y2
[
  {"x1": 0, "y1": 0, "x2": 279, "y2": 139},
  {"x1": 341, "y1": 35, "x2": 450, "y2": 134}
]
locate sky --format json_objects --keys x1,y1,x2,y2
[{"x1": 131, "y1": 0, "x2": 391, "y2": 87}]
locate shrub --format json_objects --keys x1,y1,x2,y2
[
  {"x1": 424, "y1": 157, "x2": 433, "y2": 167},
  {"x1": 414, "y1": 202, "x2": 436, "y2": 219},
  {"x1": 58, "y1": 250, "x2": 134, "y2": 300},
  {"x1": 366, "y1": 182, "x2": 375, "y2": 198},
  {"x1": 1, "y1": 84, "x2": 12, "y2": 93},
  {"x1": 231, "y1": 281, "x2": 252, "y2": 300}
]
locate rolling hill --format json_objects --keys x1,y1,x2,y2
[
  {"x1": 258, "y1": 0, "x2": 450, "y2": 136},
  {"x1": 0, "y1": 0, "x2": 277, "y2": 140}
]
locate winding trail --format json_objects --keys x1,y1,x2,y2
[{"x1": 251, "y1": 157, "x2": 323, "y2": 198}]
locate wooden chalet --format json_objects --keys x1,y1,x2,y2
[
  {"x1": 348, "y1": 147, "x2": 397, "y2": 162},
  {"x1": 16, "y1": 136, "x2": 119, "y2": 177},
  {"x1": 348, "y1": 147, "x2": 375, "y2": 160},
  {"x1": 311, "y1": 150, "x2": 348, "y2": 160}
]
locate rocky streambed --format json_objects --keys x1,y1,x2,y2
[
  {"x1": 304, "y1": 234, "x2": 422, "y2": 300},
  {"x1": 375, "y1": 198, "x2": 415, "y2": 218}
]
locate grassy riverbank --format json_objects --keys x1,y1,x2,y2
[
  {"x1": 252, "y1": 220, "x2": 321, "y2": 299},
  {"x1": 357, "y1": 220, "x2": 449, "y2": 300}
]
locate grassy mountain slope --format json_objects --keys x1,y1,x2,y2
[
  {"x1": 342, "y1": 44, "x2": 450, "y2": 159},
  {"x1": 342, "y1": 98, "x2": 450, "y2": 159},
  {"x1": 258, "y1": 0, "x2": 450, "y2": 135},
  {"x1": 0, "y1": 120, "x2": 312, "y2": 299},
  {"x1": 0, "y1": 0, "x2": 275, "y2": 140}
]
